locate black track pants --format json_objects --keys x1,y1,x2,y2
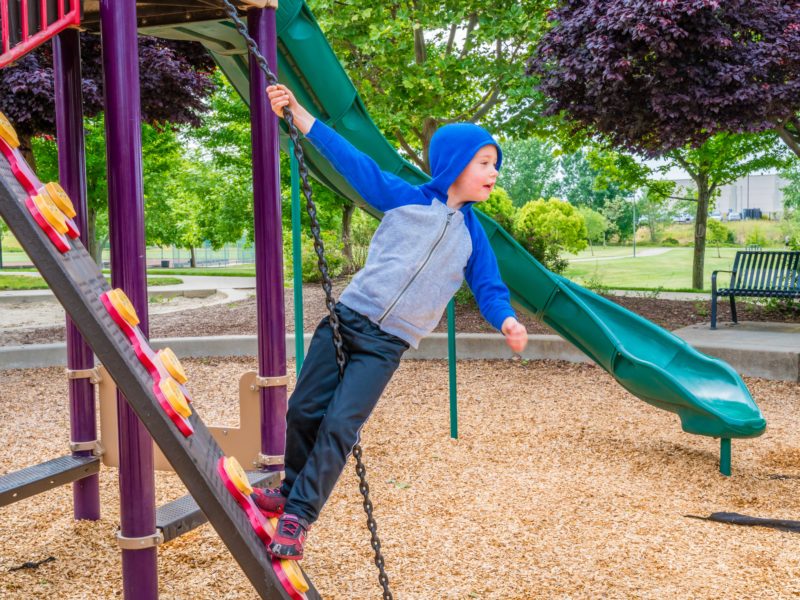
[{"x1": 281, "y1": 302, "x2": 409, "y2": 524}]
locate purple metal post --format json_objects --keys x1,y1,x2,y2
[
  {"x1": 99, "y1": 1, "x2": 158, "y2": 597},
  {"x1": 52, "y1": 28, "x2": 100, "y2": 521},
  {"x1": 249, "y1": 7, "x2": 287, "y2": 471}
]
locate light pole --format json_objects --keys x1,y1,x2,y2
[{"x1": 632, "y1": 191, "x2": 639, "y2": 258}]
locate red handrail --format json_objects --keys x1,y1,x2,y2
[{"x1": 0, "y1": 0, "x2": 81, "y2": 69}]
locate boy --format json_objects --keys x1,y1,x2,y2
[{"x1": 253, "y1": 84, "x2": 528, "y2": 560}]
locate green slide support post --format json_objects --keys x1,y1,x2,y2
[
  {"x1": 447, "y1": 299, "x2": 457, "y2": 439},
  {"x1": 143, "y1": 0, "x2": 766, "y2": 463}
]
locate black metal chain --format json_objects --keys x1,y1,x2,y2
[{"x1": 220, "y1": 2, "x2": 393, "y2": 598}]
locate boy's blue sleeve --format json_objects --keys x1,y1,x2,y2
[
  {"x1": 464, "y1": 212, "x2": 516, "y2": 332},
  {"x1": 305, "y1": 119, "x2": 425, "y2": 211}
]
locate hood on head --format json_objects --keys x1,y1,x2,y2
[{"x1": 422, "y1": 122, "x2": 503, "y2": 202}]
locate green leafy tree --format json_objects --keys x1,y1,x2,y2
[
  {"x1": 666, "y1": 133, "x2": 790, "y2": 288},
  {"x1": 559, "y1": 150, "x2": 630, "y2": 211},
  {"x1": 637, "y1": 186, "x2": 673, "y2": 243},
  {"x1": 32, "y1": 116, "x2": 189, "y2": 263},
  {"x1": 475, "y1": 186, "x2": 516, "y2": 231},
  {"x1": 580, "y1": 133, "x2": 790, "y2": 288},
  {"x1": 781, "y1": 211, "x2": 800, "y2": 250},
  {"x1": 706, "y1": 219, "x2": 733, "y2": 258},
  {"x1": 312, "y1": 0, "x2": 552, "y2": 172},
  {"x1": 191, "y1": 72, "x2": 347, "y2": 263},
  {"x1": 780, "y1": 163, "x2": 800, "y2": 211},
  {"x1": 577, "y1": 206, "x2": 609, "y2": 255},
  {"x1": 513, "y1": 198, "x2": 587, "y2": 273},
  {"x1": 599, "y1": 196, "x2": 634, "y2": 244},
  {"x1": 496, "y1": 138, "x2": 560, "y2": 206}
]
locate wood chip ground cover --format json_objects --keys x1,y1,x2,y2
[{"x1": 0, "y1": 358, "x2": 798, "y2": 599}]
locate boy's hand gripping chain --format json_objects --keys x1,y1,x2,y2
[{"x1": 220, "y1": 2, "x2": 393, "y2": 598}]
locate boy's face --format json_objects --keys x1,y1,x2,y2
[{"x1": 448, "y1": 144, "x2": 499, "y2": 203}]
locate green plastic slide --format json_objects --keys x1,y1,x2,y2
[{"x1": 142, "y1": 0, "x2": 765, "y2": 441}]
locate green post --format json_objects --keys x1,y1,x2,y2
[
  {"x1": 447, "y1": 299, "x2": 458, "y2": 439},
  {"x1": 290, "y1": 141, "x2": 305, "y2": 375},
  {"x1": 720, "y1": 438, "x2": 731, "y2": 476}
]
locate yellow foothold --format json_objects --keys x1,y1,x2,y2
[
  {"x1": 223, "y1": 456, "x2": 253, "y2": 495},
  {"x1": 32, "y1": 193, "x2": 69, "y2": 234},
  {"x1": 159, "y1": 377, "x2": 192, "y2": 418},
  {"x1": 158, "y1": 348, "x2": 188, "y2": 384},
  {"x1": 0, "y1": 112, "x2": 20, "y2": 148},
  {"x1": 281, "y1": 559, "x2": 309, "y2": 593},
  {"x1": 44, "y1": 182, "x2": 77, "y2": 218},
  {"x1": 108, "y1": 289, "x2": 140, "y2": 326}
]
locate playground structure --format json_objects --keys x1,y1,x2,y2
[{"x1": 0, "y1": 1, "x2": 772, "y2": 599}]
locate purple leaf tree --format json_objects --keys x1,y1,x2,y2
[
  {"x1": 0, "y1": 33, "x2": 216, "y2": 166},
  {"x1": 527, "y1": 0, "x2": 800, "y2": 157}
]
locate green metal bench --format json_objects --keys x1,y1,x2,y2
[{"x1": 711, "y1": 250, "x2": 800, "y2": 329}]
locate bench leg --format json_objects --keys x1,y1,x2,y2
[
  {"x1": 730, "y1": 296, "x2": 738, "y2": 324},
  {"x1": 710, "y1": 291, "x2": 718, "y2": 329}
]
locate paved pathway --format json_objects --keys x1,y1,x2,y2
[{"x1": 568, "y1": 248, "x2": 673, "y2": 263}]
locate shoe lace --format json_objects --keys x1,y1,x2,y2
[{"x1": 279, "y1": 517, "x2": 303, "y2": 539}]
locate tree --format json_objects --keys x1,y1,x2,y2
[
  {"x1": 496, "y1": 137, "x2": 560, "y2": 206},
  {"x1": 706, "y1": 219, "x2": 732, "y2": 258},
  {"x1": 513, "y1": 198, "x2": 587, "y2": 273},
  {"x1": 558, "y1": 149, "x2": 631, "y2": 211},
  {"x1": 0, "y1": 33, "x2": 215, "y2": 168},
  {"x1": 577, "y1": 206, "x2": 608, "y2": 254},
  {"x1": 313, "y1": 0, "x2": 552, "y2": 173},
  {"x1": 665, "y1": 133, "x2": 790, "y2": 287},
  {"x1": 564, "y1": 134, "x2": 790, "y2": 287},
  {"x1": 32, "y1": 116, "x2": 196, "y2": 262},
  {"x1": 527, "y1": 0, "x2": 800, "y2": 157}
]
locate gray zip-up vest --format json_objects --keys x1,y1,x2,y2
[{"x1": 340, "y1": 199, "x2": 472, "y2": 349}]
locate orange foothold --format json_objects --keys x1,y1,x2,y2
[
  {"x1": 107, "y1": 289, "x2": 140, "y2": 326},
  {"x1": 281, "y1": 560, "x2": 309, "y2": 593},
  {"x1": 158, "y1": 348, "x2": 188, "y2": 384},
  {"x1": 0, "y1": 112, "x2": 20, "y2": 148},
  {"x1": 32, "y1": 193, "x2": 69, "y2": 234},
  {"x1": 43, "y1": 182, "x2": 77, "y2": 218},
  {"x1": 223, "y1": 456, "x2": 253, "y2": 495},
  {"x1": 159, "y1": 378, "x2": 192, "y2": 418}
]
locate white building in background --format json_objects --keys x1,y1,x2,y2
[{"x1": 663, "y1": 168, "x2": 788, "y2": 219}]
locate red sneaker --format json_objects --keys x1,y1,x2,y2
[
  {"x1": 268, "y1": 513, "x2": 309, "y2": 560},
  {"x1": 251, "y1": 487, "x2": 286, "y2": 518}
]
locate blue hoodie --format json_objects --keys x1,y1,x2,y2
[{"x1": 305, "y1": 119, "x2": 515, "y2": 349}]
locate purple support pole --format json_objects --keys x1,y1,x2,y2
[
  {"x1": 249, "y1": 7, "x2": 287, "y2": 472},
  {"x1": 52, "y1": 28, "x2": 101, "y2": 521},
  {"x1": 99, "y1": 1, "x2": 158, "y2": 598}
]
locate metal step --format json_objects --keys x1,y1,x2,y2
[
  {"x1": 157, "y1": 470, "x2": 279, "y2": 543},
  {"x1": 0, "y1": 455, "x2": 100, "y2": 507}
]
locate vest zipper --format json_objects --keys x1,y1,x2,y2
[{"x1": 378, "y1": 211, "x2": 454, "y2": 325}]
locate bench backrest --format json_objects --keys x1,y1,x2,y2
[{"x1": 730, "y1": 250, "x2": 800, "y2": 292}]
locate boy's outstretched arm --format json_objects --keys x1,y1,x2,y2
[
  {"x1": 267, "y1": 84, "x2": 423, "y2": 212},
  {"x1": 464, "y1": 219, "x2": 528, "y2": 353}
]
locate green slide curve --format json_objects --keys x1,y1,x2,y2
[{"x1": 142, "y1": 0, "x2": 765, "y2": 440}]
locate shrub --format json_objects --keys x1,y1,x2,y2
[
  {"x1": 284, "y1": 230, "x2": 345, "y2": 283},
  {"x1": 347, "y1": 210, "x2": 378, "y2": 273},
  {"x1": 662, "y1": 237, "x2": 680, "y2": 246},
  {"x1": 745, "y1": 226, "x2": 768, "y2": 248},
  {"x1": 513, "y1": 198, "x2": 588, "y2": 274},
  {"x1": 475, "y1": 186, "x2": 516, "y2": 231}
]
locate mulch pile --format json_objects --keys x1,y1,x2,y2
[
  {"x1": 0, "y1": 358, "x2": 799, "y2": 599},
  {"x1": 2, "y1": 280, "x2": 798, "y2": 346}
]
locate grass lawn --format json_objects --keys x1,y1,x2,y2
[
  {"x1": 564, "y1": 247, "x2": 741, "y2": 292},
  {"x1": 0, "y1": 274, "x2": 183, "y2": 291},
  {"x1": 145, "y1": 266, "x2": 256, "y2": 277}
]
